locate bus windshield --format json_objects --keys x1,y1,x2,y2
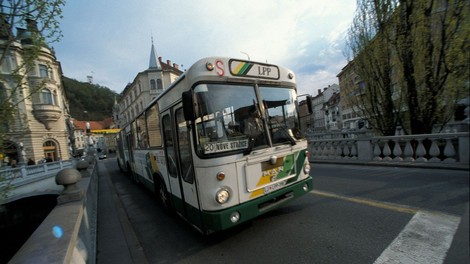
[{"x1": 193, "y1": 83, "x2": 301, "y2": 156}]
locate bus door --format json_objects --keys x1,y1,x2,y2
[
  {"x1": 125, "y1": 130, "x2": 136, "y2": 179},
  {"x1": 162, "y1": 107, "x2": 200, "y2": 227}
]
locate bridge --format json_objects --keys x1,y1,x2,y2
[
  {"x1": 0, "y1": 160, "x2": 75, "y2": 205},
  {"x1": 3, "y1": 131, "x2": 469, "y2": 263}
]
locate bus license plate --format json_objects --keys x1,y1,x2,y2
[{"x1": 264, "y1": 180, "x2": 287, "y2": 194}]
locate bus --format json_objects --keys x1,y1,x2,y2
[{"x1": 116, "y1": 57, "x2": 313, "y2": 234}]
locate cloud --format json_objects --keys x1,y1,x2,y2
[{"x1": 55, "y1": 0, "x2": 355, "y2": 94}]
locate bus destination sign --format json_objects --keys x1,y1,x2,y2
[
  {"x1": 203, "y1": 139, "x2": 249, "y2": 154},
  {"x1": 229, "y1": 59, "x2": 280, "y2": 80}
]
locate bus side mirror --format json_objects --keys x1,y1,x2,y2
[
  {"x1": 182, "y1": 91, "x2": 195, "y2": 121},
  {"x1": 307, "y1": 95, "x2": 313, "y2": 114}
]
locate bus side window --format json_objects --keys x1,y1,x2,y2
[
  {"x1": 176, "y1": 108, "x2": 194, "y2": 183},
  {"x1": 162, "y1": 115, "x2": 177, "y2": 178},
  {"x1": 137, "y1": 114, "x2": 148, "y2": 148},
  {"x1": 146, "y1": 104, "x2": 162, "y2": 147}
]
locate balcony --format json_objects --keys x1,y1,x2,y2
[{"x1": 32, "y1": 104, "x2": 62, "y2": 130}]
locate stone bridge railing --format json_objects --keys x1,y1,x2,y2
[
  {"x1": 8, "y1": 158, "x2": 98, "y2": 264},
  {"x1": 308, "y1": 132, "x2": 469, "y2": 170},
  {"x1": 0, "y1": 160, "x2": 75, "y2": 204},
  {"x1": 0, "y1": 160, "x2": 74, "y2": 186}
]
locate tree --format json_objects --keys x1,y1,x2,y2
[
  {"x1": 0, "y1": 0, "x2": 65, "y2": 200},
  {"x1": 394, "y1": 0, "x2": 469, "y2": 134},
  {"x1": 345, "y1": 0, "x2": 469, "y2": 135},
  {"x1": 62, "y1": 77, "x2": 118, "y2": 121},
  {"x1": 345, "y1": 0, "x2": 400, "y2": 136}
]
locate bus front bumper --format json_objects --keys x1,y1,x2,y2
[{"x1": 201, "y1": 176, "x2": 313, "y2": 233}]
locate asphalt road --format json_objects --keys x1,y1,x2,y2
[{"x1": 97, "y1": 158, "x2": 469, "y2": 264}]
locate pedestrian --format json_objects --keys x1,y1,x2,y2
[{"x1": 27, "y1": 158, "x2": 35, "y2": 165}]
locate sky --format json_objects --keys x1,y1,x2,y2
[{"x1": 53, "y1": 0, "x2": 356, "y2": 96}]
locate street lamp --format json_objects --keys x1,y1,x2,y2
[
  {"x1": 19, "y1": 142, "x2": 26, "y2": 164},
  {"x1": 86, "y1": 122, "x2": 95, "y2": 159},
  {"x1": 86, "y1": 121, "x2": 92, "y2": 146}
]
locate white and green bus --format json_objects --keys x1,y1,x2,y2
[{"x1": 116, "y1": 57, "x2": 313, "y2": 234}]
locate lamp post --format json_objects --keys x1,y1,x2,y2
[
  {"x1": 86, "y1": 121, "x2": 91, "y2": 147},
  {"x1": 19, "y1": 142, "x2": 26, "y2": 165},
  {"x1": 86, "y1": 122, "x2": 95, "y2": 159}
]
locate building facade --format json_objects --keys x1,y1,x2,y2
[
  {"x1": 307, "y1": 84, "x2": 340, "y2": 133},
  {"x1": 337, "y1": 61, "x2": 367, "y2": 130},
  {"x1": 114, "y1": 41, "x2": 183, "y2": 129},
  {"x1": 0, "y1": 24, "x2": 71, "y2": 166},
  {"x1": 71, "y1": 118, "x2": 117, "y2": 156}
]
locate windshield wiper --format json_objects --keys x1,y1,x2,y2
[
  {"x1": 270, "y1": 118, "x2": 296, "y2": 146},
  {"x1": 284, "y1": 128, "x2": 297, "y2": 145},
  {"x1": 243, "y1": 136, "x2": 256, "y2": 155}
]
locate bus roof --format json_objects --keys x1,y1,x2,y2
[
  {"x1": 145, "y1": 57, "x2": 297, "y2": 114},
  {"x1": 185, "y1": 57, "x2": 296, "y2": 84}
]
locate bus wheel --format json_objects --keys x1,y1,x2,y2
[
  {"x1": 156, "y1": 178, "x2": 171, "y2": 211},
  {"x1": 117, "y1": 159, "x2": 123, "y2": 172}
]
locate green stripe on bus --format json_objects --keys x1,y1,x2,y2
[{"x1": 239, "y1": 63, "x2": 253, "y2": 75}]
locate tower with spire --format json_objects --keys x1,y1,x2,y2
[
  {"x1": 149, "y1": 36, "x2": 161, "y2": 69},
  {"x1": 114, "y1": 36, "x2": 183, "y2": 128}
]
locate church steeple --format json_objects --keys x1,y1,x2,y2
[{"x1": 149, "y1": 36, "x2": 161, "y2": 69}]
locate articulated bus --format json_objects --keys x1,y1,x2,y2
[{"x1": 116, "y1": 57, "x2": 313, "y2": 234}]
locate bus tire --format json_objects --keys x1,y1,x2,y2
[
  {"x1": 126, "y1": 162, "x2": 135, "y2": 182},
  {"x1": 155, "y1": 177, "x2": 171, "y2": 211},
  {"x1": 117, "y1": 159, "x2": 123, "y2": 172}
]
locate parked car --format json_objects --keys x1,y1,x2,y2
[{"x1": 98, "y1": 153, "x2": 107, "y2": 160}]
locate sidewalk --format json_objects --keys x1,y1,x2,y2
[{"x1": 96, "y1": 161, "x2": 148, "y2": 264}]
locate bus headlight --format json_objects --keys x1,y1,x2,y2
[
  {"x1": 303, "y1": 163, "x2": 311, "y2": 175},
  {"x1": 216, "y1": 188, "x2": 230, "y2": 204}
]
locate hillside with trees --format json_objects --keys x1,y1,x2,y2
[{"x1": 62, "y1": 77, "x2": 119, "y2": 121}]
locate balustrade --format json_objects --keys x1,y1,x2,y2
[
  {"x1": 308, "y1": 132, "x2": 469, "y2": 168},
  {"x1": 0, "y1": 160, "x2": 74, "y2": 187}
]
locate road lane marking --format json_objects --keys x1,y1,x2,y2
[
  {"x1": 311, "y1": 190, "x2": 418, "y2": 214},
  {"x1": 310, "y1": 190, "x2": 461, "y2": 263},
  {"x1": 374, "y1": 211, "x2": 461, "y2": 264}
]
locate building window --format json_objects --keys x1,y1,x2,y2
[
  {"x1": 0, "y1": 55, "x2": 13, "y2": 73},
  {"x1": 41, "y1": 89, "x2": 53, "y2": 104},
  {"x1": 43, "y1": 140, "x2": 57, "y2": 161},
  {"x1": 150, "y1": 79, "x2": 156, "y2": 90},
  {"x1": 39, "y1": 64, "x2": 49, "y2": 78},
  {"x1": 0, "y1": 84, "x2": 8, "y2": 130},
  {"x1": 157, "y1": 79, "x2": 163, "y2": 90},
  {"x1": 53, "y1": 91, "x2": 58, "y2": 105},
  {"x1": 40, "y1": 89, "x2": 59, "y2": 105}
]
